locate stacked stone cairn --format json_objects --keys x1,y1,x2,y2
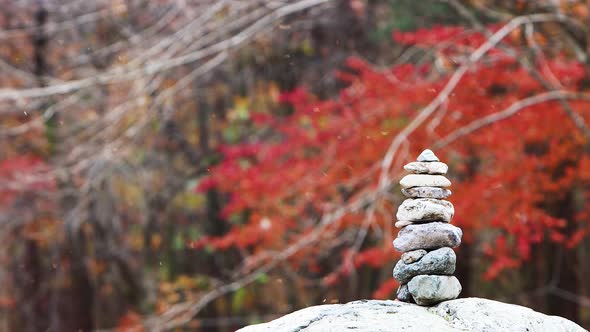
[{"x1": 392, "y1": 149, "x2": 463, "y2": 306}]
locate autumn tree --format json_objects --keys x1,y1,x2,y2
[
  {"x1": 0, "y1": 0, "x2": 395, "y2": 330},
  {"x1": 195, "y1": 0, "x2": 590, "y2": 327},
  {"x1": 3, "y1": 0, "x2": 590, "y2": 331}
]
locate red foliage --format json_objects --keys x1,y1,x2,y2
[
  {"x1": 0, "y1": 155, "x2": 54, "y2": 206},
  {"x1": 115, "y1": 311, "x2": 144, "y2": 332},
  {"x1": 373, "y1": 278, "x2": 399, "y2": 300},
  {"x1": 195, "y1": 22, "x2": 590, "y2": 297}
]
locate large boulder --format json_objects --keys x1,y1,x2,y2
[{"x1": 237, "y1": 298, "x2": 585, "y2": 332}]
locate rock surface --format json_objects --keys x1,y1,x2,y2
[
  {"x1": 417, "y1": 149, "x2": 439, "y2": 162},
  {"x1": 404, "y1": 161, "x2": 448, "y2": 174},
  {"x1": 400, "y1": 174, "x2": 451, "y2": 188},
  {"x1": 237, "y1": 298, "x2": 586, "y2": 332},
  {"x1": 393, "y1": 247, "x2": 456, "y2": 284},
  {"x1": 394, "y1": 220, "x2": 413, "y2": 228},
  {"x1": 401, "y1": 249, "x2": 428, "y2": 264},
  {"x1": 408, "y1": 275, "x2": 462, "y2": 305},
  {"x1": 396, "y1": 284, "x2": 414, "y2": 303},
  {"x1": 396, "y1": 198, "x2": 454, "y2": 222},
  {"x1": 393, "y1": 222, "x2": 462, "y2": 252},
  {"x1": 402, "y1": 186, "x2": 452, "y2": 199}
]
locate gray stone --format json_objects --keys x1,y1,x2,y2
[
  {"x1": 408, "y1": 275, "x2": 462, "y2": 306},
  {"x1": 393, "y1": 247, "x2": 456, "y2": 284},
  {"x1": 396, "y1": 198, "x2": 454, "y2": 222},
  {"x1": 402, "y1": 187, "x2": 452, "y2": 199},
  {"x1": 396, "y1": 284, "x2": 414, "y2": 303},
  {"x1": 404, "y1": 161, "x2": 448, "y2": 174},
  {"x1": 393, "y1": 222, "x2": 462, "y2": 252},
  {"x1": 401, "y1": 249, "x2": 428, "y2": 264},
  {"x1": 237, "y1": 298, "x2": 586, "y2": 332},
  {"x1": 394, "y1": 220, "x2": 413, "y2": 228},
  {"x1": 417, "y1": 149, "x2": 439, "y2": 162},
  {"x1": 400, "y1": 174, "x2": 451, "y2": 188}
]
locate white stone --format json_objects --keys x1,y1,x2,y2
[
  {"x1": 402, "y1": 187, "x2": 452, "y2": 199},
  {"x1": 404, "y1": 161, "x2": 448, "y2": 174},
  {"x1": 417, "y1": 149, "x2": 439, "y2": 162},
  {"x1": 237, "y1": 298, "x2": 586, "y2": 332},
  {"x1": 395, "y1": 220, "x2": 413, "y2": 228},
  {"x1": 396, "y1": 198, "x2": 454, "y2": 222},
  {"x1": 408, "y1": 275, "x2": 461, "y2": 305},
  {"x1": 400, "y1": 174, "x2": 451, "y2": 188}
]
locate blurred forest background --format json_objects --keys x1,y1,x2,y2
[{"x1": 2, "y1": 0, "x2": 590, "y2": 331}]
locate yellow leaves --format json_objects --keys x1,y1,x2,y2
[
  {"x1": 228, "y1": 96, "x2": 250, "y2": 121},
  {"x1": 166, "y1": 292, "x2": 180, "y2": 304},
  {"x1": 158, "y1": 282, "x2": 173, "y2": 294},
  {"x1": 129, "y1": 232, "x2": 144, "y2": 251},
  {"x1": 22, "y1": 217, "x2": 62, "y2": 247},
  {"x1": 301, "y1": 38, "x2": 315, "y2": 56},
  {"x1": 113, "y1": 180, "x2": 144, "y2": 208},
  {"x1": 156, "y1": 275, "x2": 210, "y2": 314},
  {"x1": 173, "y1": 190, "x2": 205, "y2": 210},
  {"x1": 176, "y1": 275, "x2": 194, "y2": 288},
  {"x1": 226, "y1": 82, "x2": 282, "y2": 124},
  {"x1": 150, "y1": 233, "x2": 162, "y2": 250}
]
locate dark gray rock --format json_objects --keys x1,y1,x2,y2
[
  {"x1": 402, "y1": 187, "x2": 452, "y2": 199},
  {"x1": 393, "y1": 247, "x2": 456, "y2": 284},
  {"x1": 393, "y1": 222, "x2": 462, "y2": 252},
  {"x1": 408, "y1": 275, "x2": 462, "y2": 306},
  {"x1": 396, "y1": 284, "x2": 414, "y2": 303}
]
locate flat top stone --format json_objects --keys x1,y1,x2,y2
[
  {"x1": 237, "y1": 298, "x2": 586, "y2": 332},
  {"x1": 400, "y1": 174, "x2": 451, "y2": 188},
  {"x1": 417, "y1": 149, "x2": 439, "y2": 162},
  {"x1": 404, "y1": 161, "x2": 448, "y2": 175}
]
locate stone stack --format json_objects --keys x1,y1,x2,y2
[{"x1": 392, "y1": 149, "x2": 462, "y2": 306}]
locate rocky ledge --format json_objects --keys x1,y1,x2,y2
[{"x1": 237, "y1": 298, "x2": 586, "y2": 332}]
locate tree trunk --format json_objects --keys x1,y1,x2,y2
[
  {"x1": 454, "y1": 150, "x2": 480, "y2": 297},
  {"x1": 21, "y1": 237, "x2": 45, "y2": 332},
  {"x1": 547, "y1": 191, "x2": 579, "y2": 322}
]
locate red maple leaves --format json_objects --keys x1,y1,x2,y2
[{"x1": 194, "y1": 23, "x2": 590, "y2": 294}]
